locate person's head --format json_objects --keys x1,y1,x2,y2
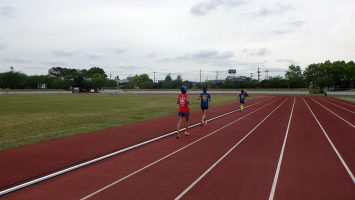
[
  {"x1": 180, "y1": 86, "x2": 187, "y2": 94},
  {"x1": 202, "y1": 87, "x2": 207, "y2": 93},
  {"x1": 241, "y1": 89, "x2": 244, "y2": 94}
]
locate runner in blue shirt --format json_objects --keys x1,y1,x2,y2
[
  {"x1": 198, "y1": 87, "x2": 211, "y2": 126},
  {"x1": 237, "y1": 89, "x2": 248, "y2": 112}
]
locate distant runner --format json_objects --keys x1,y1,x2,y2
[
  {"x1": 197, "y1": 87, "x2": 211, "y2": 126},
  {"x1": 237, "y1": 89, "x2": 248, "y2": 112},
  {"x1": 176, "y1": 86, "x2": 190, "y2": 138}
]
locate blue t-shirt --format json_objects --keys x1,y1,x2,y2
[
  {"x1": 239, "y1": 93, "x2": 248, "y2": 103},
  {"x1": 200, "y1": 92, "x2": 211, "y2": 107}
]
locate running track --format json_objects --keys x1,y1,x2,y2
[{"x1": 1, "y1": 95, "x2": 354, "y2": 199}]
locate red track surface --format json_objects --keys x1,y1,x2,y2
[{"x1": 1, "y1": 95, "x2": 354, "y2": 200}]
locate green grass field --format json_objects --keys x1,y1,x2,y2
[
  {"x1": 336, "y1": 96, "x2": 355, "y2": 102},
  {"x1": 0, "y1": 94, "x2": 241, "y2": 150}
]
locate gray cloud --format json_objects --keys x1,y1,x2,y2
[
  {"x1": 0, "y1": 43, "x2": 7, "y2": 50},
  {"x1": 287, "y1": 19, "x2": 305, "y2": 27},
  {"x1": 0, "y1": 37, "x2": 7, "y2": 50},
  {"x1": 114, "y1": 48, "x2": 125, "y2": 54},
  {"x1": 252, "y1": 3, "x2": 294, "y2": 17},
  {"x1": 0, "y1": 6, "x2": 15, "y2": 18},
  {"x1": 272, "y1": 19, "x2": 305, "y2": 35},
  {"x1": 148, "y1": 53, "x2": 157, "y2": 58},
  {"x1": 2, "y1": 56, "x2": 31, "y2": 64},
  {"x1": 272, "y1": 29, "x2": 291, "y2": 35},
  {"x1": 191, "y1": 49, "x2": 234, "y2": 59},
  {"x1": 45, "y1": 58, "x2": 68, "y2": 66},
  {"x1": 191, "y1": 0, "x2": 247, "y2": 16},
  {"x1": 52, "y1": 50, "x2": 78, "y2": 57},
  {"x1": 243, "y1": 48, "x2": 271, "y2": 56},
  {"x1": 276, "y1": 59, "x2": 299, "y2": 65},
  {"x1": 88, "y1": 53, "x2": 107, "y2": 60},
  {"x1": 117, "y1": 65, "x2": 151, "y2": 71},
  {"x1": 183, "y1": 49, "x2": 234, "y2": 61},
  {"x1": 159, "y1": 49, "x2": 234, "y2": 64}
]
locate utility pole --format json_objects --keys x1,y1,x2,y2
[
  {"x1": 200, "y1": 69, "x2": 202, "y2": 84},
  {"x1": 264, "y1": 69, "x2": 269, "y2": 79},
  {"x1": 215, "y1": 71, "x2": 219, "y2": 82},
  {"x1": 250, "y1": 73, "x2": 254, "y2": 79},
  {"x1": 153, "y1": 71, "x2": 156, "y2": 83},
  {"x1": 257, "y1": 67, "x2": 260, "y2": 82}
]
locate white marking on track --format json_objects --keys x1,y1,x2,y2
[
  {"x1": 309, "y1": 97, "x2": 354, "y2": 128},
  {"x1": 0, "y1": 98, "x2": 272, "y2": 197},
  {"x1": 317, "y1": 97, "x2": 355, "y2": 114},
  {"x1": 80, "y1": 98, "x2": 279, "y2": 200},
  {"x1": 174, "y1": 98, "x2": 288, "y2": 200},
  {"x1": 304, "y1": 98, "x2": 355, "y2": 184},
  {"x1": 327, "y1": 97, "x2": 355, "y2": 108},
  {"x1": 268, "y1": 97, "x2": 296, "y2": 200}
]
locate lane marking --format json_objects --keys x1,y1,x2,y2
[
  {"x1": 327, "y1": 97, "x2": 355, "y2": 108},
  {"x1": 317, "y1": 97, "x2": 355, "y2": 114},
  {"x1": 304, "y1": 98, "x2": 355, "y2": 184},
  {"x1": 175, "y1": 98, "x2": 288, "y2": 200},
  {"x1": 309, "y1": 97, "x2": 354, "y2": 128},
  {"x1": 0, "y1": 97, "x2": 272, "y2": 196},
  {"x1": 80, "y1": 98, "x2": 280, "y2": 200},
  {"x1": 268, "y1": 98, "x2": 296, "y2": 200}
]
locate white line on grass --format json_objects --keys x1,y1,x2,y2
[
  {"x1": 80, "y1": 98, "x2": 279, "y2": 200},
  {"x1": 0, "y1": 98, "x2": 272, "y2": 196},
  {"x1": 310, "y1": 97, "x2": 354, "y2": 128},
  {"x1": 175, "y1": 98, "x2": 288, "y2": 200},
  {"x1": 317, "y1": 97, "x2": 355, "y2": 114},
  {"x1": 304, "y1": 98, "x2": 355, "y2": 184},
  {"x1": 268, "y1": 97, "x2": 296, "y2": 200}
]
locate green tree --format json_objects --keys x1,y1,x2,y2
[
  {"x1": 345, "y1": 61, "x2": 355, "y2": 88},
  {"x1": 87, "y1": 67, "x2": 107, "y2": 78},
  {"x1": 91, "y1": 73, "x2": 107, "y2": 89},
  {"x1": 182, "y1": 80, "x2": 193, "y2": 89},
  {"x1": 25, "y1": 75, "x2": 56, "y2": 89},
  {"x1": 173, "y1": 75, "x2": 183, "y2": 88},
  {"x1": 128, "y1": 74, "x2": 153, "y2": 89},
  {"x1": 261, "y1": 76, "x2": 288, "y2": 88},
  {"x1": 0, "y1": 71, "x2": 27, "y2": 89},
  {"x1": 162, "y1": 74, "x2": 173, "y2": 89},
  {"x1": 285, "y1": 65, "x2": 305, "y2": 88}
]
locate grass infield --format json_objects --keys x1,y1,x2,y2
[
  {"x1": 336, "y1": 96, "x2": 355, "y2": 103},
  {"x1": 0, "y1": 94, "x2": 243, "y2": 150}
]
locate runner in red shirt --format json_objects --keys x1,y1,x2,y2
[{"x1": 176, "y1": 86, "x2": 190, "y2": 138}]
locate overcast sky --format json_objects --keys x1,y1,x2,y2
[{"x1": 0, "y1": 0, "x2": 354, "y2": 81}]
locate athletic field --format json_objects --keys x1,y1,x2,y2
[{"x1": 0, "y1": 95, "x2": 354, "y2": 199}]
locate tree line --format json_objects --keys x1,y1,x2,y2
[
  {"x1": 0, "y1": 60, "x2": 354, "y2": 91},
  {"x1": 123, "y1": 60, "x2": 354, "y2": 91},
  {"x1": 0, "y1": 67, "x2": 117, "y2": 91}
]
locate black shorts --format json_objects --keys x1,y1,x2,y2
[
  {"x1": 178, "y1": 112, "x2": 190, "y2": 118},
  {"x1": 201, "y1": 105, "x2": 209, "y2": 110}
]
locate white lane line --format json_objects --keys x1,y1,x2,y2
[
  {"x1": 328, "y1": 97, "x2": 355, "y2": 108},
  {"x1": 0, "y1": 98, "x2": 272, "y2": 197},
  {"x1": 175, "y1": 98, "x2": 288, "y2": 200},
  {"x1": 268, "y1": 97, "x2": 296, "y2": 200},
  {"x1": 317, "y1": 97, "x2": 355, "y2": 114},
  {"x1": 309, "y1": 97, "x2": 354, "y2": 128},
  {"x1": 80, "y1": 98, "x2": 280, "y2": 200},
  {"x1": 304, "y1": 98, "x2": 355, "y2": 184}
]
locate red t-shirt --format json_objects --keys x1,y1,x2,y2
[{"x1": 177, "y1": 93, "x2": 190, "y2": 112}]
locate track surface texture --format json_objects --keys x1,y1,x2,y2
[{"x1": 1, "y1": 95, "x2": 354, "y2": 200}]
